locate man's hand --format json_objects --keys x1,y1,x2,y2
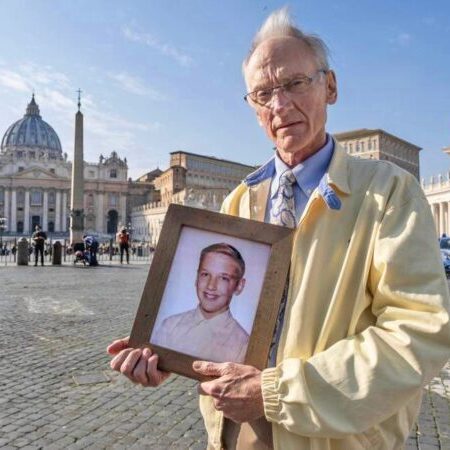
[
  {"x1": 107, "y1": 337, "x2": 170, "y2": 387},
  {"x1": 194, "y1": 361, "x2": 265, "y2": 423}
]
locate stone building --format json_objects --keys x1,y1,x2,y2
[
  {"x1": 131, "y1": 151, "x2": 256, "y2": 244},
  {"x1": 422, "y1": 145, "x2": 450, "y2": 237},
  {"x1": 334, "y1": 128, "x2": 421, "y2": 179},
  {"x1": 0, "y1": 95, "x2": 131, "y2": 237}
]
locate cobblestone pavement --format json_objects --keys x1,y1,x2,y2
[{"x1": 0, "y1": 263, "x2": 449, "y2": 449}]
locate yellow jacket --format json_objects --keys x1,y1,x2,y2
[{"x1": 199, "y1": 143, "x2": 450, "y2": 450}]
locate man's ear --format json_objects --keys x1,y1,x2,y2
[
  {"x1": 234, "y1": 277, "x2": 246, "y2": 296},
  {"x1": 326, "y1": 70, "x2": 337, "y2": 105}
]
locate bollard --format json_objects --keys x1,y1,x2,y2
[
  {"x1": 17, "y1": 237, "x2": 29, "y2": 266},
  {"x1": 52, "y1": 241, "x2": 62, "y2": 265}
]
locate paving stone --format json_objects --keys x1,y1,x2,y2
[{"x1": 1, "y1": 264, "x2": 449, "y2": 449}]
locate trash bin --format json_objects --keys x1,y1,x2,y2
[
  {"x1": 17, "y1": 237, "x2": 29, "y2": 266},
  {"x1": 52, "y1": 241, "x2": 62, "y2": 265},
  {"x1": 137, "y1": 246, "x2": 143, "y2": 257}
]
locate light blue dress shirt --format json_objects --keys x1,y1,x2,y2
[{"x1": 265, "y1": 134, "x2": 334, "y2": 224}]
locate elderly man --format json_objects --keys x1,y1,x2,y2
[{"x1": 108, "y1": 8, "x2": 450, "y2": 450}]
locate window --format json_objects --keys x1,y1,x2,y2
[
  {"x1": 89, "y1": 170, "x2": 95, "y2": 178},
  {"x1": 17, "y1": 191, "x2": 25, "y2": 204},
  {"x1": 110, "y1": 169, "x2": 117, "y2": 178},
  {"x1": 18, "y1": 167, "x2": 24, "y2": 172},
  {"x1": 50, "y1": 168, "x2": 55, "y2": 174},
  {"x1": 0, "y1": 189, "x2": 3, "y2": 204},
  {"x1": 30, "y1": 191, "x2": 43, "y2": 206},
  {"x1": 48, "y1": 192, "x2": 55, "y2": 204},
  {"x1": 109, "y1": 193, "x2": 118, "y2": 207}
]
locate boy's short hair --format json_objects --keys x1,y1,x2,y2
[{"x1": 198, "y1": 243, "x2": 245, "y2": 278}]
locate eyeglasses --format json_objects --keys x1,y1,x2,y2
[{"x1": 244, "y1": 70, "x2": 328, "y2": 107}]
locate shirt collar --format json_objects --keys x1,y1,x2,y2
[
  {"x1": 193, "y1": 306, "x2": 233, "y2": 325},
  {"x1": 270, "y1": 134, "x2": 334, "y2": 200}
]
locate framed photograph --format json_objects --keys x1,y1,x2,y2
[{"x1": 129, "y1": 204, "x2": 294, "y2": 381}]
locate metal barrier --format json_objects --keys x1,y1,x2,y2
[
  {"x1": 63, "y1": 239, "x2": 154, "y2": 265},
  {"x1": 0, "y1": 238, "x2": 154, "y2": 266}
]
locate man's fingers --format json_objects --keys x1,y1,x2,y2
[
  {"x1": 132, "y1": 355, "x2": 150, "y2": 385},
  {"x1": 193, "y1": 361, "x2": 231, "y2": 377},
  {"x1": 106, "y1": 337, "x2": 130, "y2": 355},
  {"x1": 110, "y1": 348, "x2": 134, "y2": 371},
  {"x1": 120, "y1": 349, "x2": 143, "y2": 378},
  {"x1": 198, "y1": 378, "x2": 226, "y2": 399},
  {"x1": 147, "y1": 353, "x2": 170, "y2": 387}
]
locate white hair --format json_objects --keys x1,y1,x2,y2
[{"x1": 243, "y1": 6, "x2": 330, "y2": 73}]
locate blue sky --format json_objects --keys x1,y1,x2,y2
[{"x1": 0, "y1": 0, "x2": 449, "y2": 181}]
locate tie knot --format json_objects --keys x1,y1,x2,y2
[{"x1": 280, "y1": 169, "x2": 296, "y2": 186}]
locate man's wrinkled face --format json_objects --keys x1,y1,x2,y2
[
  {"x1": 244, "y1": 36, "x2": 337, "y2": 166},
  {"x1": 196, "y1": 252, "x2": 245, "y2": 318}
]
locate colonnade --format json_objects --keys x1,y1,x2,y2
[
  {"x1": 431, "y1": 202, "x2": 450, "y2": 237},
  {"x1": 1, "y1": 187, "x2": 128, "y2": 234},
  {"x1": 1, "y1": 188, "x2": 68, "y2": 234}
]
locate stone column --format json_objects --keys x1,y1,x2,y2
[
  {"x1": 96, "y1": 192, "x2": 104, "y2": 233},
  {"x1": 4, "y1": 188, "x2": 9, "y2": 230},
  {"x1": 439, "y1": 202, "x2": 445, "y2": 237},
  {"x1": 445, "y1": 202, "x2": 449, "y2": 236},
  {"x1": 24, "y1": 190, "x2": 30, "y2": 234},
  {"x1": 448, "y1": 201, "x2": 450, "y2": 236},
  {"x1": 10, "y1": 189, "x2": 17, "y2": 232},
  {"x1": 55, "y1": 191, "x2": 61, "y2": 231},
  {"x1": 120, "y1": 194, "x2": 127, "y2": 228},
  {"x1": 43, "y1": 190, "x2": 48, "y2": 231},
  {"x1": 62, "y1": 191, "x2": 68, "y2": 232}
]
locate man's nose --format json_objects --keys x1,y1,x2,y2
[{"x1": 270, "y1": 88, "x2": 291, "y2": 112}]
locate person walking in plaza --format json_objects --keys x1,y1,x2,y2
[
  {"x1": 31, "y1": 225, "x2": 47, "y2": 267},
  {"x1": 108, "y1": 8, "x2": 450, "y2": 450},
  {"x1": 116, "y1": 227, "x2": 130, "y2": 264}
]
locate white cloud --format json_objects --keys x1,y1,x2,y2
[
  {"x1": 122, "y1": 25, "x2": 193, "y2": 67},
  {"x1": 0, "y1": 64, "x2": 162, "y2": 164},
  {"x1": 108, "y1": 71, "x2": 166, "y2": 100},
  {"x1": 392, "y1": 32, "x2": 412, "y2": 47},
  {"x1": 19, "y1": 63, "x2": 71, "y2": 89},
  {"x1": 0, "y1": 69, "x2": 31, "y2": 92}
]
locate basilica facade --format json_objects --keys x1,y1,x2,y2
[{"x1": 0, "y1": 96, "x2": 130, "y2": 237}]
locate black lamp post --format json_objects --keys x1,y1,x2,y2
[{"x1": 0, "y1": 217, "x2": 7, "y2": 250}]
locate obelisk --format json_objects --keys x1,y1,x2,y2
[{"x1": 69, "y1": 90, "x2": 85, "y2": 247}]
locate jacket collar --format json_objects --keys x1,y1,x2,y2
[
  {"x1": 244, "y1": 137, "x2": 351, "y2": 214},
  {"x1": 326, "y1": 139, "x2": 351, "y2": 195}
]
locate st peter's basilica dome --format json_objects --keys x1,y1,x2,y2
[{"x1": 0, "y1": 95, "x2": 62, "y2": 156}]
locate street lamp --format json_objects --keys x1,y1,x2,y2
[{"x1": 0, "y1": 217, "x2": 7, "y2": 249}]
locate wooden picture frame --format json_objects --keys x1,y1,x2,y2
[{"x1": 129, "y1": 204, "x2": 294, "y2": 381}]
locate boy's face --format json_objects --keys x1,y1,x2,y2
[{"x1": 196, "y1": 252, "x2": 246, "y2": 318}]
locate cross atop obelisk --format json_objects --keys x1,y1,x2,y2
[{"x1": 77, "y1": 88, "x2": 82, "y2": 111}]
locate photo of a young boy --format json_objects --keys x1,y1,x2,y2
[{"x1": 151, "y1": 243, "x2": 249, "y2": 363}]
